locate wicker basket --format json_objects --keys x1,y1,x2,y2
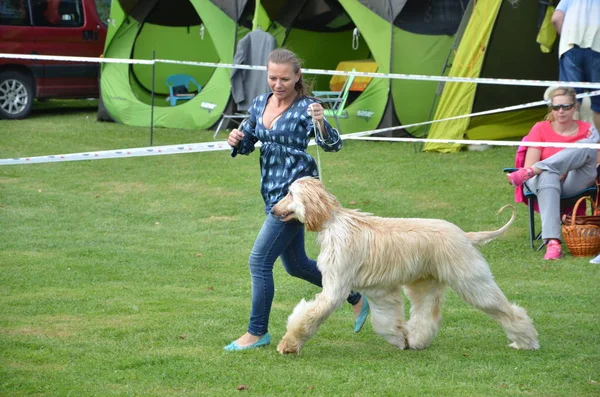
[{"x1": 561, "y1": 196, "x2": 600, "y2": 257}]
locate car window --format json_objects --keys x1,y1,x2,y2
[
  {"x1": 0, "y1": 0, "x2": 31, "y2": 26},
  {"x1": 31, "y1": 0, "x2": 84, "y2": 27},
  {"x1": 94, "y1": 0, "x2": 111, "y2": 26}
]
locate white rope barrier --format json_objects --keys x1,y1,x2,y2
[
  {"x1": 1, "y1": 88, "x2": 599, "y2": 165},
  {"x1": 3, "y1": 134, "x2": 600, "y2": 166},
  {"x1": 2, "y1": 53, "x2": 600, "y2": 89},
  {"x1": 0, "y1": 142, "x2": 232, "y2": 165},
  {"x1": 1, "y1": 53, "x2": 600, "y2": 166},
  {"x1": 345, "y1": 136, "x2": 600, "y2": 149},
  {"x1": 343, "y1": 90, "x2": 600, "y2": 139}
]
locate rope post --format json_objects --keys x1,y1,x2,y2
[{"x1": 150, "y1": 50, "x2": 156, "y2": 146}]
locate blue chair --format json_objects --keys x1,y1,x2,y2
[{"x1": 166, "y1": 74, "x2": 201, "y2": 106}]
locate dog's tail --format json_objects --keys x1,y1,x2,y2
[{"x1": 466, "y1": 205, "x2": 516, "y2": 245}]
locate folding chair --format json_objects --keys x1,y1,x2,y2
[
  {"x1": 165, "y1": 74, "x2": 201, "y2": 106},
  {"x1": 213, "y1": 113, "x2": 247, "y2": 139},
  {"x1": 312, "y1": 68, "x2": 356, "y2": 133},
  {"x1": 505, "y1": 166, "x2": 598, "y2": 249},
  {"x1": 504, "y1": 160, "x2": 599, "y2": 250},
  {"x1": 505, "y1": 133, "x2": 600, "y2": 249}
]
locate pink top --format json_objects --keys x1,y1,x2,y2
[{"x1": 527, "y1": 120, "x2": 592, "y2": 161}]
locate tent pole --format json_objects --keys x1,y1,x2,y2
[{"x1": 150, "y1": 50, "x2": 156, "y2": 146}]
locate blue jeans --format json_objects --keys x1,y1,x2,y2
[
  {"x1": 247, "y1": 213, "x2": 361, "y2": 336},
  {"x1": 559, "y1": 46, "x2": 600, "y2": 112}
]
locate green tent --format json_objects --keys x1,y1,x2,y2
[
  {"x1": 253, "y1": 0, "x2": 468, "y2": 136},
  {"x1": 100, "y1": 0, "x2": 553, "y2": 143},
  {"x1": 254, "y1": 0, "x2": 390, "y2": 135},
  {"x1": 423, "y1": 0, "x2": 558, "y2": 152},
  {"x1": 100, "y1": 0, "x2": 252, "y2": 129}
]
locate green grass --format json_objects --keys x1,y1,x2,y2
[{"x1": 1, "y1": 100, "x2": 599, "y2": 396}]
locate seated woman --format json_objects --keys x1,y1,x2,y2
[{"x1": 508, "y1": 86, "x2": 598, "y2": 260}]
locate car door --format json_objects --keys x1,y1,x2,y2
[
  {"x1": 0, "y1": 0, "x2": 42, "y2": 83},
  {"x1": 30, "y1": 0, "x2": 107, "y2": 98}
]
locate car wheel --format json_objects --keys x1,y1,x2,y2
[{"x1": 0, "y1": 71, "x2": 34, "y2": 119}]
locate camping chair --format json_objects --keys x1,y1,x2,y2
[
  {"x1": 505, "y1": 137, "x2": 599, "y2": 249},
  {"x1": 166, "y1": 74, "x2": 202, "y2": 106},
  {"x1": 213, "y1": 112, "x2": 247, "y2": 139},
  {"x1": 505, "y1": 166, "x2": 597, "y2": 250},
  {"x1": 312, "y1": 69, "x2": 356, "y2": 133}
]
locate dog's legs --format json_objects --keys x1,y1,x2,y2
[
  {"x1": 368, "y1": 288, "x2": 409, "y2": 350},
  {"x1": 277, "y1": 291, "x2": 347, "y2": 355},
  {"x1": 446, "y1": 258, "x2": 540, "y2": 350},
  {"x1": 403, "y1": 278, "x2": 446, "y2": 350}
]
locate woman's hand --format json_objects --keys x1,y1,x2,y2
[
  {"x1": 308, "y1": 103, "x2": 328, "y2": 138},
  {"x1": 228, "y1": 128, "x2": 245, "y2": 148},
  {"x1": 308, "y1": 103, "x2": 324, "y2": 122}
]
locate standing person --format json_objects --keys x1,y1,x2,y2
[
  {"x1": 507, "y1": 87, "x2": 597, "y2": 260},
  {"x1": 551, "y1": 0, "x2": 600, "y2": 131},
  {"x1": 224, "y1": 48, "x2": 369, "y2": 351}
]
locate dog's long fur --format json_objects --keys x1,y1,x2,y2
[{"x1": 271, "y1": 177, "x2": 539, "y2": 355}]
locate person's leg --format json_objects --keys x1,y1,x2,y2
[
  {"x1": 526, "y1": 147, "x2": 597, "y2": 258},
  {"x1": 527, "y1": 173, "x2": 562, "y2": 242},
  {"x1": 559, "y1": 46, "x2": 584, "y2": 102},
  {"x1": 509, "y1": 144, "x2": 597, "y2": 187},
  {"x1": 228, "y1": 214, "x2": 302, "y2": 348},
  {"x1": 280, "y1": 229, "x2": 362, "y2": 305},
  {"x1": 559, "y1": 153, "x2": 598, "y2": 197},
  {"x1": 247, "y1": 214, "x2": 303, "y2": 335},
  {"x1": 584, "y1": 48, "x2": 600, "y2": 131},
  {"x1": 534, "y1": 146, "x2": 597, "y2": 188},
  {"x1": 535, "y1": 146, "x2": 597, "y2": 237},
  {"x1": 279, "y1": 226, "x2": 322, "y2": 286}
]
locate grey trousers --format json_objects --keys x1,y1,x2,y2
[{"x1": 525, "y1": 143, "x2": 598, "y2": 241}]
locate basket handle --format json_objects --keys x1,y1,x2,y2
[{"x1": 569, "y1": 196, "x2": 598, "y2": 227}]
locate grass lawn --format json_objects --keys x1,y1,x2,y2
[{"x1": 1, "y1": 100, "x2": 599, "y2": 396}]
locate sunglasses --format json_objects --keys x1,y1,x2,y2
[{"x1": 550, "y1": 103, "x2": 575, "y2": 111}]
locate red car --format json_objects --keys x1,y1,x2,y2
[{"x1": 0, "y1": 0, "x2": 109, "y2": 119}]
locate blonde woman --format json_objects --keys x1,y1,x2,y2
[
  {"x1": 225, "y1": 49, "x2": 369, "y2": 351},
  {"x1": 508, "y1": 86, "x2": 598, "y2": 260}
]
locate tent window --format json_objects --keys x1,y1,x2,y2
[
  {"x1": 394, "y1": 0, "x2": 468, "y2": 36},
  {"x1": 144, "y1": 0, "x2": 201, "y2": 27},
  {"x1": 238, "y1": 0, "x2": 255, "y2": 29}
]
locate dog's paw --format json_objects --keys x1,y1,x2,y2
[
  {"x1": 508, "y1": 340, "x2": 540, "y2": 350},
  {"x1": 277, "y1": 337, "x2": 301, "y2": 355}
]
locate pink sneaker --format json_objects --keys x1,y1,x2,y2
[
  {"x1": 507, "y1": 167, "x2": 534, "y2": 187},
  {"x1": 544, "y1": 240, "x2": 562, "y2": 260}
]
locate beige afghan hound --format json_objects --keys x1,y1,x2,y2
[{"x1": 271, "y1": 177, "x2": 539, "y2": 355}]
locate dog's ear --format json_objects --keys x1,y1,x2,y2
[{"x1": 300, "y1": 178, "x2": 337, "y2": 232}]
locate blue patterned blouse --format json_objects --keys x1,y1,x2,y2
[{"x1": 232, "y1": 93, "x2": 342, "y2": 213}]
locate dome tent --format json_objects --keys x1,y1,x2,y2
[
  {"x1": 255, "y1": 0, "x2": 391, "y2": 135},
  {"x1": 423, "y1": 0, "x2": 559, "y2": 152},
  {"x1": 100, "y1": 0, "x2": 252, "y2": 129},
  {"x1": 254, "y1": 0, "x2": 466, "y2": 136}
]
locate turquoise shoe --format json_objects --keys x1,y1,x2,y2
[
  {"x1": 353, "y1": 297, "x2": 370, "y2": 333},
  {"x1": 224, "y1": 333, "x2": 271, "y2": 351}
]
